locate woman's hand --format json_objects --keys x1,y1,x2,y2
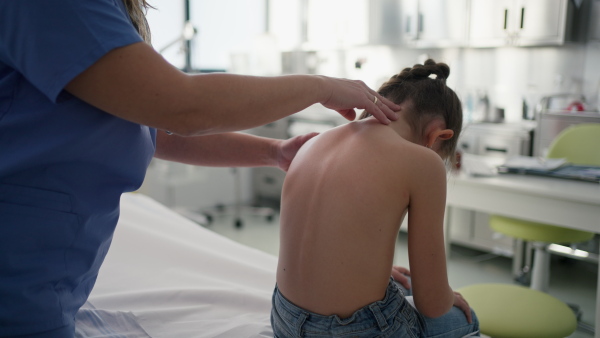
[
  {"x1": 453, "y1": 291, "x2": 473, "y2": 324},
  {"x1": 391, "y1": 265, "x2": 411, "y2": 291},
  {"x1": 275, "y1": 132, "x2": 319, "y2": 172},
  {"x1": 318, "y1": 76, "x2": 400, "y2": 125}
]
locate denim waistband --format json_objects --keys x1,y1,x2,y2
[{"x1": 272, "y1": 278, "x2": 419, "y2": 336}]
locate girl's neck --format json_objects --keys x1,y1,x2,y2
[{"x1": 379, "y1": 114, "x2": 422, "y2": 145}]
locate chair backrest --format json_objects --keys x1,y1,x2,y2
[{"x1": 547, "y1": 123, "x2": 600, "y2": 166}]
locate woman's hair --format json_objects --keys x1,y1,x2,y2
[
  {"x1": 360, "y1": 59, "x2": 462, "y2": 166},
  {"x1": 122, "y1": 0, "x2": 153, "y2": 44}
]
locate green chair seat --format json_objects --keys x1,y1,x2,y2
[
  {"x1": 490, "y1": 215, "x2": 594, "y2": 244},
  {"x1": 458, "y1": 283, "x2": 577, "y2": 338}
]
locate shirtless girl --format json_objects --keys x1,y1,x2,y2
[{"x1": 272, "y1": 60, "x2": 480, "y2": 337}]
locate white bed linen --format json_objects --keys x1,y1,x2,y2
[{"x1": 84, "y1": 193, "x2": 277, "y2": 338}]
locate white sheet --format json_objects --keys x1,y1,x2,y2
[{"x1": 85, "y1": 193, "x2": 277, "y2": 338}]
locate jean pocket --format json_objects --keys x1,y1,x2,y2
[{"x1": 0, "y1": 184, "x2": 78, "y2": 252}]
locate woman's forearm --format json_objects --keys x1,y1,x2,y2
[
  {"x1": 67, "y1": 43, "x2": 326, "y2": 136},
  {"x1": 170, "y1": 73, "x2": 326, "y2": 136},
  {"x1": 154, "y1": 131, "x2": 279, "y2": 167}
]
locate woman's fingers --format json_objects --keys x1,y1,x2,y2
[
  {"x1": 337, "y1": 108, "x2": 357, "y2": 121},
  {"x1": 277, "y1": 132, "x2": 319, "y2": 171},
  {"x1": 320, "y1": 77, "x2": 400, "y2": 125},
  {"x1": 366, "y1": 92, "x2": 400, "y2": 125}
]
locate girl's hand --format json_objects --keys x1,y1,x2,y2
[
  {"x1": 318, "y1": 76, "x2": 400, "y2": 125},
  {"x1": 391, "y1": 265, "x2": 411, "y2": 291},
  {"x1": 276, "y1": 132, "x2": 319, "y2": 172},
  {"x1": 453, "y1": 291, "x2": 473, "y2": 324}
]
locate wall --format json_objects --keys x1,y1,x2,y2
[
  {"x1": 334, "y1": 42, "x2": 597, "y2": 123},
  {"x1": 146, "y1": 0, "x2": 266, "y2": 72},
  {"x1": 146, "y1": 0, "x2": 185, "y2": 68},
  {"x1": 190, "y1": 0, "x2": 266, "y2": 71},
  {"x1": 455, "y1": 45, "x2": 590, "y2": 122}
]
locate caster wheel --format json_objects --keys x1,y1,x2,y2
[
  {"x1": 266, "y1": 214, "x2": 274, "y2": 222},
  {"x1": 235, "y1": 219, "x2": 243, "y2": 228}
]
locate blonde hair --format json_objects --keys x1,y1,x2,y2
[{"x1": 122, "y1": 0, "x2": 153, "y2": 44}]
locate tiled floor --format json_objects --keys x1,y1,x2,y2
[{"x1": 199, "y1": 211, "x2": 597, "y2": 337}]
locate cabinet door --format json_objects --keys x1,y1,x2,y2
[
  {"x1": 416, "y1": 0, "x2": 468, "y2": 47},
  {"x1": 269, "y1": 0, "x2": 303, "y2": 51},
  {"x1": 515, "y1": 0, "x2": 568, "y2": 46},
  {"x1": 469, "y1": 0, "x2": 514, "y2": 47},
  {"x1": 306, "y1": 0, "x2": 369, "y2": 48},
  {"x1": 591, "y1": 0, "x2": 600, "y2": 41},
  {"x1": 401, "y1": 0, "x2": 420, "y2": 42},
  {"x1": 369, "y1": 0, "x2": 403, "y2": 45}
]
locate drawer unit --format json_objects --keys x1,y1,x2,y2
[{"x1": 452, "y1": 122, "x2": 534, "y2": 256}]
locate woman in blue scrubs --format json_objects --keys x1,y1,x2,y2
[{"x1": 0, "y1": 1, "x2": 400, "y2": 336}]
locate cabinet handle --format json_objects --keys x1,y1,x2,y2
[
  {"x1": 418, "y1": 13, "x2": 424, "y2": 33},
  {"x1": 485, "y1": 146, "x2": 508, "y2": 153},
  {"x1": 520, "y1": 7, "x2": 525, "y2": 29},
  {"x1": 406, "y1": 15, "x2": 412, "y2": 33},
  {"x1": 503, "y1": 9, "x2": 508, "y2": 30}
]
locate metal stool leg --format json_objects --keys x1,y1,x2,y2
[{"x1": 531, "y1": 241, "x2": 550, "y2": 292}]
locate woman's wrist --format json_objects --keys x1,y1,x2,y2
[
  {"x1": 266, "y1": 138, "x2": 283, "y2": 169},
  {"x1": 313, "y1": 75, "x2": 331, "y2": 106}
]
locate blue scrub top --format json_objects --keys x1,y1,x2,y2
[{"x1": 0, "y1": 1, "x2": 156, "y2": 336}]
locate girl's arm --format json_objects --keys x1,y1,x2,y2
[
  {"x1": 65, "y1": 42, "x2": 399, "y2": 136},
  {"x1": 406, "y1": 149, "x2": 454, "y2": 318}
]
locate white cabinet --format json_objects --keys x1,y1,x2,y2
[
  {"x1": 305, "y1": 0, "x2": 370, "y2": 49},
  {"x1": 468, "y1": 0, "x2": 512, "y2": 47},
  {"x1": 401, "y1": 0, "x2": 469, "y2": 47},
  {"x1": 369, "y1": 0, "x2": 404, "y2": 45},
  {"x1": 469, "y1": 0, "x2": 585, "y2": 47},
  {"x1": 269, "y1": 0, "x2": 370, "y2": 50},
  {"x1": 517, "y1": 0, "x2": 572, "y2": 46},
  {"x1": 449, "y1": 208, "x2": 515, "y2": 256}
]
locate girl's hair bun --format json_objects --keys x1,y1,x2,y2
[{"x1": 397, "y1": 59, "x2": 450, "y2": 81}]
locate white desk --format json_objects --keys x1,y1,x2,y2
[{"x1": 446, "y1": 173, "x2": 600, "y2": 336}]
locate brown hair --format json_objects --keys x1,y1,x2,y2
[
  {"x1": 360, "y1": 59, "x2": 462, "y2": 165},
  {"x1": 122, "y1": 0, "x2": 153, "y2": 44}
]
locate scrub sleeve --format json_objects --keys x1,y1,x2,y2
[{"x1": 0, "y1": 1, "x2": 156, "y2": 336}]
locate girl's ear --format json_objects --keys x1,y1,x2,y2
[
  {"x1": 425, "y1": 129, "x2": 454, "y2": 148},
  {"x1": 436, "y1": 129, "x2": 454, "y2": 141},
  {"x1": 424, "y1": 119, "x2": 454, "y2": 147}
]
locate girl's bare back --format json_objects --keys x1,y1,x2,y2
[{"x1": 276, "y1": 118, "x2": 442, "y2": 318}]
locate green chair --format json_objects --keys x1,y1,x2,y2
[
  {"x1": 459, "y1": 123, "x2": 600, "y2": 337},
  {"x1": 458, "y1": 283, "x2": 577, "y2": 338},
  {"x1": 492, "y1": 123, "x2": 600, "y2": 292}
]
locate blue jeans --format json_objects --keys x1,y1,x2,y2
[{"x1": 271, "y1": 278, "x2": 479, "y2": 338}]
